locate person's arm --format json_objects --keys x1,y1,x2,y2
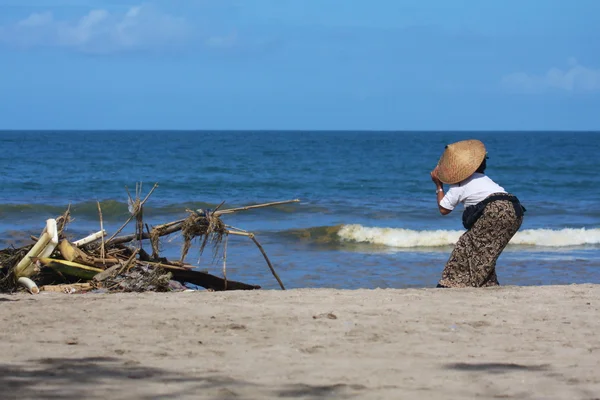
[{"x1": 431, "y1": 167, "x2": 452, "y2": 215}]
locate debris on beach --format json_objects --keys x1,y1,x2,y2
[{"x1": 0, "y1": 183, "x2": 298, "y2": 295}]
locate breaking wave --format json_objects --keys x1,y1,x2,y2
[
  {"x1": 337, "y1": 224, "x2": 600, "y2": 248},
  {"x1": 281, "y1": 224, "x2": 600, "y2": 249}
]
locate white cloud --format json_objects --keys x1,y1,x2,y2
[
  {"x1": 17, "y1": 12, "x2": 54, "y2": 27},
  {"x1": 0, "y1": 5, "x2": 191, "y2": 53},
  {"x1": 502, "y1": 58, "x2": 600, "y2": 93}
]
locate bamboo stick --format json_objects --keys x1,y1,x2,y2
[
  {"x1": 215, "y1": 199, "x2": 300, "y2": 216},
  {"x1": 153, "y1": 220, "x2": 184, "y2": 230},
  {"x1": 97, "y1": 201, "x2": 106, "y2": 264},
  {"x1": 224, "y1": 224, "x2": 250, "y2": 233},
  {"x1": 213, "y1": 200, "x2": 226, "y2": 212},
  {"x1": 227, "y1": 230, "x2": 285, "y2": 290}
]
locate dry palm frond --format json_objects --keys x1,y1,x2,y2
[
  {"x1": 180, "y1": 206, "x2": 227, "y2": 264},
  {"x1": 150, "y1": 225, "x2": 168, "y2": 259}
]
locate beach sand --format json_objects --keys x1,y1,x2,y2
[{"x1": 1, "y1": 284, "x2": 599, "y2": 399}]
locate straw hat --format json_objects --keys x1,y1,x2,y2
[{"x1": 436, "y1": 139, "x2": 487, "y2": 184}]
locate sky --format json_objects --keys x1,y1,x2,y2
[{"x1": 0, "y1": 0, "x2": 599, "y2": 130}]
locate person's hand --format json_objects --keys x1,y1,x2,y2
[{"x1": 431, "y1": 167, "x2": 442, "y2": 186}]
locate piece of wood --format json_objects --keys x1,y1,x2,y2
[
  {"x1": 137, "y1": 261, "x2": 259, "y2": 291},
  {"x1": 93, "y1": 263, "x2": 123, "y2": 282},
  {"x1": 170, "y1": 268, "x2": 260, "y2": 291}
]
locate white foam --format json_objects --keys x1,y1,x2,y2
[{"x1": 337, "y1": 224, "x2": 600, "y2": 248}]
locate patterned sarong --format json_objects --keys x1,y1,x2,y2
[{"x1": 438, "y1": 194, "x2": 523, "y2": 288}]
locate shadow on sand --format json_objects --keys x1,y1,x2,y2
[
  {"x1": 446, "y1": 362, "x2": 550, "y2": 374},
  {"x1": 0, "y1": 356, "x2": 365, "y2": 399}
]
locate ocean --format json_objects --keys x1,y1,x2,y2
[{"x1": 1, "y1": 131, "x2": 599, "y2": 289}]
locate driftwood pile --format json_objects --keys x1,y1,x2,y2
[{"x1": 0, "y1": 183, "x2": 298, "y2": 294}]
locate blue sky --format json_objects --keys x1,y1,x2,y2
[{"x1": 1, "y1": 0, "x2": 599, "y2": 130}]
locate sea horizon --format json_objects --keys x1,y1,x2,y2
[{"x1": 2, "y1": 129, "x2": 599, "y2": 133}]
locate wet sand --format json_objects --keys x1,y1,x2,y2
[{"x1": 1, "y1": 284, "x2": 599, "y2": 399}]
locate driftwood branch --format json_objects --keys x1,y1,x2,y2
[
  {"x1": 139, "y1": 260, "x2": 260, "y2": 291},
  {"x1": 215, "y1": 199, "x2": 300, "y2": 216},
  {"x1": 227, "y1": 230, "x2": 285, "y2": 290}
]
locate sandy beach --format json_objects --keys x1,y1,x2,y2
[{"x1": 1, "y1": 284, "x2": 599, "y2": 399}]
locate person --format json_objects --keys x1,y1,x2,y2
[{"x1": 430, "y1": 139, "x2": 525, "y2": 288}]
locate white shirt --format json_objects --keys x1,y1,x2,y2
[{"x1": 440, "y1": 173, "x2": 506, "y2": 211}]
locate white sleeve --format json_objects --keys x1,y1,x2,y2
[{"x1": 439, "y1": 185, "x2": 462, "y2": 211}]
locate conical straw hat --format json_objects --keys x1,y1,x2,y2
[{"x1": 436, "y1": 139, "x2": 487, "y2": 184}]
